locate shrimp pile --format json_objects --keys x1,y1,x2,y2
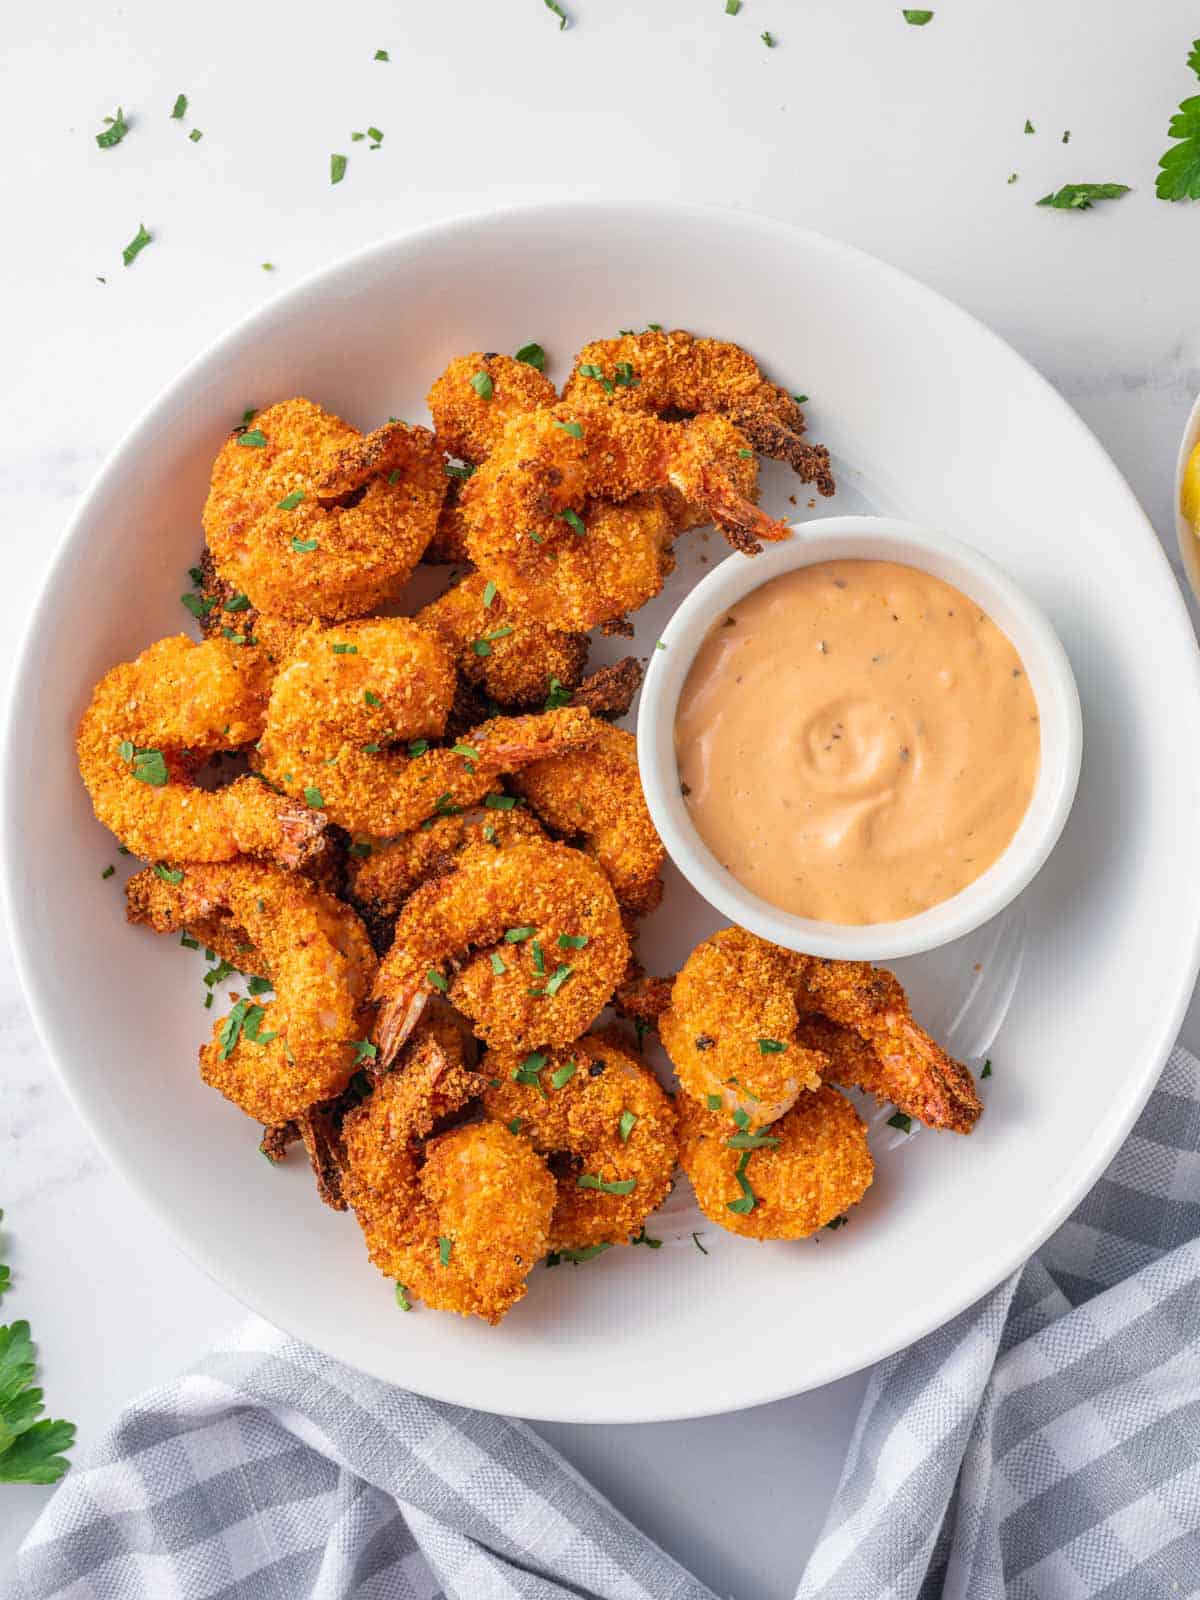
[{"x1": 81, "y1": 331, "x2": 982, "y2": 1327}]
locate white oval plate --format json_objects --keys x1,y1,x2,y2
[{"x1": 7, "y1": 202, "x2": 1200, "y2": 1424}]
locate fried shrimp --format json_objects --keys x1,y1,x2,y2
[
  {"x1": 203, "y1": 399, "x2": 446, "y2": 621},
  {"x1": 125, "y1": 859, "x2": 377, "y2": 1125},
  {"x1": 791, "y1": 960, "x2": 982, "y2": 1133},
  {"x1": 414, "y1": 571, "x2": 589, "y2": 709},
  {"x1": 512, "y1": 724, "x2": 665, "y2": 916},
  {"x1": 460, "y1": 405, "x2": 785, "y2": 629},
  {"x1": 678, "y1": 1086, "x2": 872, "y2": 1240},
  {"x1": 482, "y1": 1030, "x2": 677, "y2": 1250},
  {"x1": 372, "y1": 837, "x2": 629, "y2": 1066},
  {"x1": 345, "y1": 802, "x2": 548, "y2": 951},
  {"x1": 77, "y1": 633, "x2": 325, "y2": 867},
  {"x1": 427, "y1": 353, "x2": 558, "y2": 464},
  {"x1": 341, "y1": 1026, "x2": 553, "y2": 1324},
  {"x1": 659, "y1": 928, "x2": 825, "y2": 1128},
  {"x1": 258, "y1": 614, "x2": 598, "y2": 835},
  {"x1": 424, "y1": 478, "x2": 473, "y2": 564},
  {"x1": 564, "y1": 328, "x2": 836, "y2": 494}
]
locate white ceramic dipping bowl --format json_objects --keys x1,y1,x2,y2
[
  {"x1": 638, "y1": 515, "x2": 1083, "y2": 960},
  {"x1": 1175, "y1": 391, "x2": 1200, "y2": 601}
]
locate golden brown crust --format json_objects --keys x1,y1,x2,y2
[{"x1": 427, "y1": 353, "x2": 558, "y2": 464}]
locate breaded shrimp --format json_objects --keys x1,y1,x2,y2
[
  {"x1": 678, "y1": 1086, "x2": 872, "y2": 1240},
  {"x1": 460, "y1": 405, "x2": 785, "y2": 630},
  {"x1": 423, "y1": 477, "x2": 473, "y2": 564},
  {"x1": 345, "y1": 802, "x2": 547, "y2": 951},
  {"x1": 342, "y1": 1037, "x2": 553, "y2": 1324},
  {"x1": 414, "y1": 571, "x2": 589, "y2": 709},
  {"x1": 482, "y1": 1030, "x2": 677, "y2": 1250},
  {"x1": 76, "y1": 633, "x2": 324, "y2": 868},
  {"x1": 427, "y1": 353, "x2": 558, "y2": 464},
  {"x1": 512, "y1": 723, "x2": 665, "y2": 916},
  {"x1": 564, "y1": 329, "x2": 836, "y2": 494},
  {"x1": 791, "y1": 959, "x2": 982, "y2": 1133},
  {"x1": 372, "y1": 837, "x2": 629, "y2": 1066},
  {"x1": 203, "y1": 399, "x2": 446, "y2": 620},
  {"x1": 125, "y1": 859, "x2": 376, "y2": 1125},
  {"x1": 659, "y1": 928, "x2": 825, "y2": 1128},
  {"x1": 258, "y1": 616, "x2": 599, "y2": 836}
]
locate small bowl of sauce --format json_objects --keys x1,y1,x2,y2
[{"x1": 638, "y1": 517, "x2": 1082, "y2": 959}]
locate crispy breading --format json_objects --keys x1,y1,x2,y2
[
  {"x1": 678, "y1": 1085, "x2": 872, "y2": 1240},
  {"x1": 427, "y1": 353, "x2": 558, "y2": 464}
]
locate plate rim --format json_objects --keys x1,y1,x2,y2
[{"x1": 7, "y1": 198, "x2": 1200, "y2": 1423}]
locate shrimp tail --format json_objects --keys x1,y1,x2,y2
[
  {"x1": 698, "y1": 468, "x2": 793, "y2": 555},
  {"x1": 738, "y1": 421, "x2": 837, "y2": 497},
  {"x1": 475, "y1": 705, "x2": 599, "y2": 767},
  {"x1": 373, "y1": 982, "x2": 432, "y2": 1070},
  {"x1": 315, "y1": 419, "x2": 439, "y2": 499}
]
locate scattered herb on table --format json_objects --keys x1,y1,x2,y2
[
  {"x1": 760, "y1": 30, "x2": 776, "y2": 47},
  {"x1": 374, "y1": 48, "x2": 390, "y2": 61},
  {"x1": 544, "y1": 0, "x2": 569, "y2": 28},
  {"x1": 96, "y1": 107, "x2": 129, "y2": 149},
  {"x1": 1036, "y1": 183, "x2": 1130, "y2": 210},
  {"x1": 171, "y1": 93, "x2": 188, "y2": 120},
  {"x1": 1157, "y1": 38, "x2": 1200, "y2": 200},
  {"x1": 330, "y1": 153, "x2": 347, "y2": 185},
  {"x1": 122, "y1": 223, "x2": 152, "y2": 267},
  {"x1": 902, "y1": 9, "x2": 934, "y2": 23}
]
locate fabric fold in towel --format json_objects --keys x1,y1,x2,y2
[{"x1": 8, "y1": 1047, "x2": 1200, "y2": 1600}]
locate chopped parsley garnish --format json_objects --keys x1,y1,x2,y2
[
  {"x1": 1062, "y1": 130, "x2": 1070, "y2": 144},
  {"x1": 291, "y1": 536, "x2": 319, "y2": 553},
  {"x1": 577, "y1": 1174, "x2": 637, "y2": 1195},
  {"x1": 738, "y1": 448, "x2": 754, "y2": 459},
  {"x1": 367, "y1": 127, "x2": 384, "y2": 145},
  {"x1": 618, "y1": 1110, "x2": 637, "y2": 1142},
  {"x1": 901, "y1": 8, "x2": 933, "y2": 22},
  {"x1": 330, "y1": 153, "x2": 347, "y2": 185},
  {"x1": 1007, "y1": 173, "x2": 1019, "y2": 184},
  {"x1": 732, "y1": 1107, "x2": 750, "y2": 1131},
  {"x1": 725, "y1": 0, "x2": 740, "y2": 11},
  {"x1": 557, "y1": 508, "x2": 586, "y2": 535},
  {"x1": 505, "y1": 925, "x2": 535, "y2": 942},
  {"x1": 1036, "y1": 183, "x2": 1130, "y2": 210},
  {"x1": 531, "y1": 940, "x2": 545, "y2": 975},
  {"x1": 171, "y1": 93, "x2": 188, "y2": 119},
  {"x1": 181, "y1": 592, "x2": 215, "y2": 619},
  {"x1": 705, "y1": 1094, "x2": 723, "y2": 1112},
  {"x1": 825, "y1": 1214, "x2": 848, "y2": 1231},
  {"x1": 631, "y1": 1227, "x2": 661, "y2": 1248},
  {"x1": 981, "y1": 1058, "x2": 993, "y2": 1079},
  {"x1": 118, "y1": 743, "x2": 168, "y2": 787},
  {"x1": 1025, "y1": 118, "x2": 1035, "y2": 134},
  {"x1": 470, "y1": 370, "x2": 494, "y2": 401},
  {"x1": 725, "y1": 1130, "x2": 780, "y2": 1150},
  {"x1": 426, "y1": 969, "x2": 449, "y2": 993},
  {"x1": 727, "y1": 1150, "x2": 757, "y2": 1214},
  {"x1": 437, "y1": 1236, "x2": 453, "y2": 1267},
  {"x1": 277, "y1": 490, "x2": 305, "y2": 510},
  {"x1": 544, "y1": 676, "x2": 572, "y2": 710},
  {"x1": 545, "y1": 1244, "x2": 611, "y2": 1267},
  {"x1": 189, "y1": 129, "x2": 203, "y2": 142},
  {"x1": 331, "y1": 643, "x2": 358, "y2": 655},
  {"x1": 545, "y1": 965, "x2": 573, "y2": 996},
  {"x1": 543, "y1": 0, "x2": 569, "y2": 29},
  {"x1": 122, "y1": 223, "x2": 152, "y2": 267},
  {"x1": 512, "y1": 1052, "x2": 548, "y2": 1096},
  {"x1": 482, "y1": 579, "x2": 498, "y2": 608},
  {"x1": 303, "y1": 786, "x2": 325, "y2": 808},
  {"x1": 793, "y1": 392, "x2": 809, "y2": 404},
  {"x1": 554, "y1": 418, "x2": 583, "y2": 438},
  {"x1": 363, "y1": 689, "x2": 381, "y2": 707},
  {"x1": 352, "y1": 1039, "x2": 378, "y2": 1066},
  {"x1": 578, "y1": 362, "x2": 613, "y2": 394},
  {"x1": 96, "y1": 108, "x2": 129, "y2": 149},
  {"x1": 471, "y1": 625, "x2": 514, "y2": 657},
  {"x1": 484, "y1": 793, "x2": 517, "y2": 810},
  {"x1": 692, "y1": 1231, "x2": 709, "y2": 1255},
  {"x1": 887, "y1": 1110, "x2": 913, "y2": 1133},
  {"x1": 1157, "y1": 39, "x2": 1200, "y2": 200},
  {"x1": 444, "y1": 460, "x2": 475, "y2": 480},
  {"x1": 760, "y1": 30, "x2": 775, "y2": 46},
  {"x1": 490, "y1": 952, "x2": 507, "y2": 975},
  {"x1": 153, "y1": 863, "x2": 184, "y2": 885},
  {"x1": 558, "y1": 933, "x2": 588, "y2": 949},
  {"x1": 550, "y1": 1060, "x2": 577, "y2": 1090},
  {"x1": 395, "y1": 1283, "x2": 411, "y2": 1310},
  {"x1": 349, "y1": 841, "x2": 372, "y2": 857},
  {"x1": 101, "y1": 864, "x2": 115, "y2": 879},
  {"x1": 375, "y1": 49, "x2": 390, "y2": 61},
  {"x1": 238, "y1": 428, "x2": 268, "y2": 448},
  {"x1": 508, "y1": 1118, "x2": 523, "y2": 1135},
  {"x1": 407, "y1": 739, "x2": 429, "y2": 757},
  {"x1": 246, "y1": 975, "x2": 273, "y2": 996},
  {"x1": 613, "y1": 361, "x2": 638, "y2": 387},
  {"x1": 515, "y1": 342, "x2": 546, "y2": 370},
  {"x1": 450, "y1": 743, "x2": 479, "y2": 760},
  {"x1": 757, "y1": 1038, "x2": 786, "y2": 1053}
]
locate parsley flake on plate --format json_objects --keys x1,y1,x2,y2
[
  {"x1": 1036, "y1": 183, "x2": 1130, "y2": 210},
  {"x1": 887, "y1": 1110, "x2": 914, "y2": 1133},
  {"x1": 330, "y1": 153, "x2": 347, "y2": 185},
  {"x1": 515, "y1": 341, "x2": 546, "y2": 370},
  {"x1": 122, "y1": 223, "x2": 152, "y2": 267},
  {"x1": 171, "y1": 93, "x2": 187, "y2": 119},
  {"x1": 96, "y1": 107, "x2": 129, "y2": 149}
]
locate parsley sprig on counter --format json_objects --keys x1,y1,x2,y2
[
  {"x1": 0, "y1": 1212, "x2": 76, "y2": 1485},
  {"x1": 1157, "y1": 38, "x2": 1200, "y2": 200}
]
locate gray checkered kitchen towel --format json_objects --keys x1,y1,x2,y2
[{"x1": 9, "y1": 1045, "x2": 1200, "y2": 1600}]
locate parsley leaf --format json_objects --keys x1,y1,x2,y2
[
  {"x1": 1157, "y1": 42, "x2": 1200, "y2": 201},
  {"x1": 515, "y1": 342, "x2": 546, "y2": 370},
  {"x1": 96, "y1": 107, "x2": 129, "y2": 149},
  {"x1": 901, "y1": 9, "x2": 933, "y2": 23},
  {"x1": 122, "y1": 223, "x2": 152, "y2": 267},
  {"x1": 330, "y1": 153, "x2": 347, "y2": 185},
  {"x1": 1036, "y1": 183, "x2": 1130, "y2": 210},
  {"x1": 544, "y1": 0, "x2": 569, "y2": 28},
  {"x1": 171, "y1": 93, "x2": 188, "y2": 120},
  {"x1": 375, "y1": 49, "x2": 390, "y2": 61},
  {"x1": 887, "y1": 1110, "x2": 914, "y2": 1133},
  {"x1": 0, "y1": 1320, "x2": 76, "y2": 1484},
  {"x1": 470, "y1": 370, "x2": 494, "y2": 400}
]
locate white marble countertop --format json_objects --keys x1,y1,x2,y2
[{"x1": 4, "y1": 2, "x2": 1200, "y2": 1594}]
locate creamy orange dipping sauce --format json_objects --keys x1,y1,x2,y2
[{"x1": 675, "y1": 559, "x2": 1041, "y2": 924}]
